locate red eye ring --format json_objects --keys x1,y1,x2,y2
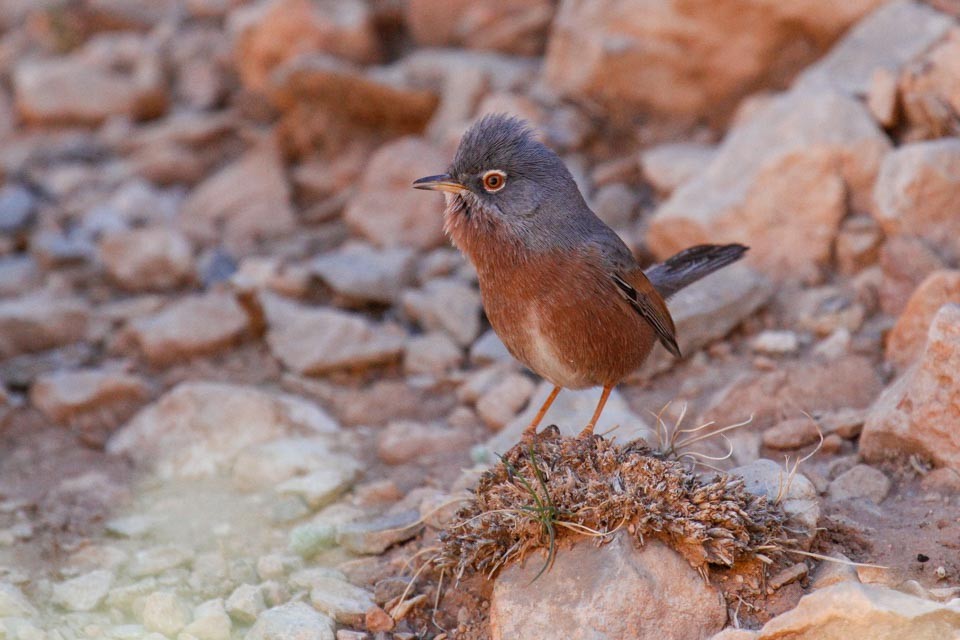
[{"x1": 482, "y1": 170, "x2": 507, "y2": 192}]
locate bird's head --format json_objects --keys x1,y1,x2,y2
[{"x1": 413, "y1": 114, "x2": 585, "y2": 253}]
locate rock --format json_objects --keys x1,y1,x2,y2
[
  {"x1": 485, "y1": 382, "x2": 653, "y2": 457},
  {"x1": 128, "y1": 545, "x2": 194, "y2": 577},
  {"x1": 309, "y1": 577, "x2": 376, "y2": 625},
  {"x1": 867, "y1": 67, "x2": 898, "y2": 127},
  {"x1": 642, "y1": 264, "x2": 774, "y2": 374},
  {"x1": 861, "y1": 304, "x2": 960, "y2": 470},
  {"x1": 225, "y1": 584, "x2": 265, "y2": 625},
  {"x1": 231, "y1": 0, "x2": 380, "y2": 93},
  {"x1": 52, "y1": 569, "x2": 114, "y2": 612},
  {"x1": 269, "y1": 55, "x2": 438, "y2": 156},
  {"x1": 900, "y1": 27, "x2": 960, "y2": 138},
  {"x1": 14, "y1": 33, "x2": 166, "y2": 124},
  {"x1": 763, "y1": 418, "x2": 821, "y2": 450},
  {"x1": 0, "y1": 583, "x2": 36, "y2": 617},
  {"x1": 543, "y1": 0, "x2": 885, "y2": 123},
  {"x1": 0, "y1": 185, "x2": 37, "y2": 237},
  {"x1": 377, "y1": 420, "x2": 473, "y2": 465},
  {"x1": 886, "y1": 270, "x2": 960, "y2": 371},
  {"x1": 710, "y1": 631, "x2": 759, "y2": 640},
  {"x1": 475, "y1": 373, "x2": 536, "y2": 430},
  {"x1": 835, "y1": 214, "x2": 883, "y2": 275},
  {"x1": 142, "y1": 591, "x2": 191, "y2": 636},
  {"x1": 99, "y1": 227, "x2": 194, "y2": 291},
  {"x1": 184, "y1": 599, "x2": 232, "y2": 640},
  {"x1": 179, "y1": 140, "x2": 295, "y2": 250},
  {"x1": 262, "y1": 293, "x2": 405, "y2": 375},
  {"x1": 344, "y1": 137, "x2": 447, "y2": 250},
  {"x1": 246, "y1": 601, "x2": 335, "y2": 640},
  {"x1": 405, "y1": 0, "x2": 554, "y2": 55},
  {"x1": 30, "y1": 368, "x2": 150, "y2": 425},
  {"x1": 275, "y1": 462, "x2": 359, "y2": 508},
  {"x1": 751, "y1": 330, "x2": 800, "y2": 355},
  {"x1": 757, "y1": 582, "x2": 960, "y2": 639},
  {"x1": 107, "y1": 381, "x2": 339, "y2": 479},
  {"x1": 128, "y1": 292, "x2": 250, "y2": 365},
  {"x1": 0, "y1": 294, "x2": 90, "y2": 358},
  {"x1": 703, "y1": 356, "x2": 883, "y2": 431},
  {"x1": 491, "y1": 533, "x2": 725, "y2": 640},
  {"x1": 470, "y1": 329, "x2": 512, "y2": 365},
  {"x1": 232, "y1": 437, "x2": 337, "y2": 490},
  {"x1": 590, "y1": 183, "x2": 638, "y2": 230},
  {"x1": 828, "y1": 464, "x2": 891, "y2": 503},
  {"x1": 873, "y1": 139, "x2": 960, "y2": 264},
  {"x1": 0, "y1": 256, "x2": 40, "y2": 297},
  {"x1": 795, "y1": 1, "x2": 954, "y2": 98},
  {"x1": 809, "y1": 553, "x2": 860, "y2": 590},
  {"x1": 336, "y1": 510, "x2": 423, "y2": 555},
  {"x1": 311, "y1": 243, "x2": 417, "y2": 305},
  {"x1": 402, "y1": 278, "x2": 482, "y2": 346},
  {"x1": 647, "y1": 90, "x2": 889, "y2": 281},
  {"x1": 730, "y1": 458, "x2": 820, "y2": 546},
  {"x1": 640, "y1": 142, "x2": 717, "y2": 195},
  {"x1": 879, "y1": 235, "x2": 948, "y2": 315},
  {"x1": 403, "y1": 332, "x2": 463, "y2": 376}
]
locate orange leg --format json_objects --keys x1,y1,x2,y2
[
  {"x1": 522, "y1": 385, "x2": 562, "y2": 436},
  {"x1": 579, "y1": 385, "x2": 613, "y2": 437}
]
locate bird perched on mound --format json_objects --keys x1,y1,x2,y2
[{"x1": 414, "y1": 114, "x2": 746, "y2": 437}]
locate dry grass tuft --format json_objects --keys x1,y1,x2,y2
[{"x1": 437, "y1": 427, "x2": 793, "y2": 584}]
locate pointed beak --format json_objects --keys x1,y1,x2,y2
[{"x1": 412, "y1": 174, "x2": 466, "y2": 194}]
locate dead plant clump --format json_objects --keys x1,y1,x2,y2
[{"x1": 437, "y1": 427, "x2": 795, "y2": 589}]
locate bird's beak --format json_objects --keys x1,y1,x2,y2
[{"x1": 412, "y1": 174, "x2": 466, "y2": 194}]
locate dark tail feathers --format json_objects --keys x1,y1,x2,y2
[{"x1": 644, "y1": 244, "x2": 748, "y2": 298}]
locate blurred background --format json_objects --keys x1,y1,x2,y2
[{"x1": 1, "y1": 1, "x2": 960, "y2": 638}]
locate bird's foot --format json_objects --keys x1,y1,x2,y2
[{"x1": 575, "y1": 424, "x2": 596, "y2": 439}]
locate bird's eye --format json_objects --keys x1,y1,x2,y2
[{"x1": 482, "y1": 170, "x2": 507, "y2": 193}]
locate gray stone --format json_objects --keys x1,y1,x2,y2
[
  {"x1": 376, "y1": 420, "x2": 474, "y2": 465},
  {"x1": 828, "y1": 465, "x2": 891, "y2": 504},
  {"x1": 641, "y1": 142, "x2": 717, "y2": 195},
  {"x1": 0, "y1": 582, "x2": 37, "y2": 616},
  {"x1": 336, "y1": 509, "x2": 423, "y2": 555},
  {"x1": 402, "y1": 278, "x2": 482, "y2": 346},
  {"x1": 128, "y1": 545, "x2": 193, "y2": 577},
  {"x1": 491, "y1": 533, "x2": 725, "y2": 640},
  {"x1": 470, "y1": 329, "x2": 512, "y2": 365},
  {"x1": 246, "y1": 601, "x2": 335, "y2": 640},
  {"x1": 730, "y1": 459, "x2": 820, "y2": 547},
  {"x1": 52, "y1": 569, "x2": 114, "y2": 612},
  {"x1": 183, "y1": 598, "x2": 232, "y2": 640},
  {"x1": 99, "y1": 227, "x2": 195, "y2": 292},
  {"x1": 309, "y1": 577, "x2": 376, "y2": 625},
  {"x1": 0, "y1": 294, "x2": 90, "y2": 358},
  {"x1": 0, "y1": 185, "x2": 36, "y2": 235},
  {"x1": 30, "y1": 368, "x2": 150, "y2": 425},
  {"x1": 312, "y1": 243, "x2": 416, "y2": 305},
  {"x1": 232, "y1": 437, "x2": 337, "y2": 490},
  {"x1": 274, "y1": 461, "x2": 360, "y2": 508},
  {"x1": 225, "y1": 583, "x2": 265, "y2": 625},
  {"x1": 141, "y1": 591, "x2": 191, "y2": 636},
  {"x1": 475, "y1": 373, "x2": 536, "y2": 431},
  {"x1": 403, "y1": 332, "x2": 463, "y2": 376}
]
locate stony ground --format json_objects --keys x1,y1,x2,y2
[{"x1": 2, "y1": 1, "x2": 960, "y2": 639}]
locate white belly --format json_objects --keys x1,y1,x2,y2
[{"x1": 521, "y1": 310, "x2": 591, "y2": 389}]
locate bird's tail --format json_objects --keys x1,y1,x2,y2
[{"x1": 644, "y1": 244, "x2": 748, "y2": 298}]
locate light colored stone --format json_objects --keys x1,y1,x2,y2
[
  {"x1": 900, "y1": 27, "x2": 960, "y2": 138},
  {"x1": 886, "y1": 270, "x2": 960, "y2": 371},
  {"x1": 128, "y1": 545, "x2": 193, "y2": 577},
  {"x1": 544, "y1": 0, "x2": 885, "y2": 122},
  {"x1": 751, "y1": 330, "x2": 800, "y2": 355},
  {"x1": 475, "y1": 373, "x2": 536, "y2": 430},
  {"x1": 828, "y1": 464, "x2": 891, "y2": 503},
  {"x1": 0, "y1": 294, "x2": 89, "y2": 358},
  {"x1": 880, "y1": 235, "x2": 948, "y2": 315},
  {"x1": 647, "y1": 90, "x2": 889, "y2": 281},
  {"x1": 757, "y1": 581, "x2": 960, "y2": 639},
  {"x1": 867, "y1": 67, "x2": 898, "y2": 127},
  {"x1": 862, "y1": 304, "x2": 960, "y2": 470},
  {"x1": 810, "y1": 553, "x2": 860, "y2": 590},
  {"x1": 402, "y1": 278, "x2": 482, "y2": 346},
  {"x1": 403, "y1": 332, "x2": 463, "y2": 376},
  {"x1": 232, "y1": 437, "x2": 337, "y2": 490},
  {"x1": 309, "y1": 577, "x2": 376, "y2": 625},
  {"x1": 184, "y1": 599, "x2": 232, "y2": 640},
  {"x1": 14, "y1": 33, "x2": 166, "y2": 124},
  {"x1": 0, "y1": 582, "x2": 37, "y2": 616},
  {"x1": 874, "y1": 139, "x2": 960, "y2": 264},
  {"x1": 231, "y1": 0, "x2": 380, "y2": 93},
  {"x1": 796, "y1": 1, "x2": 954, "y2": 97},
  {"x1": 142, "y1": 591, "x2": 191, "y2": 636},
  {"x1": 262, "y1": 293, "x2": 405, "y2": 375},
  {"x1": 246, "y1": 601, "x2": 335, "y2": 640},
  {"x1": 763, "y1": 418, "x2": 821, "y2": 450},
  {"x1": 730, "y1": 458, "x2": 819, "y2": 546},
  {"x1": 344, "y1": 137, "x2": 447, "y2": 250},
  {"x1": 107, "y1": 382, "x2": 338, "y2": 479},
  {"x1": 128, "y1": 292, "x2": 249, "y2": 365},
  {"x1": 336, "y1": 510, "x2": 423, "y2": 555},
  {"x1": 311, "y1": 243, "x2": 416, "y2": 305},
  {"x1": 180, "y1": 140, "x2": 295, "y2": 250},
  {"x1": 641, "y1": 142, "x2": 717, "y2": 195},
  {"x1": 275, "y1": 462, "x2": 359, "y2": 508},
  {"x1": 377, "y1": 420, "x2": 473, "y2": 465},
  {"x1": 406, "y1": 0, "x2": 553, "y2": 55},
  {"x1": 225, "y1": 584, "x2": 265, "y2": 625},
  {"x1": 470, "y1": 329, "x2": 512, "y2": 365},
  {"x1": 52, "y1": 569, "x2": 114, "y2": 612},
  {"x1": 30, "y1": 368, "x2": 149, "y2": 424},
  {"x1": 491, "y1": 533, "x2": 725, "y2": 640},
  {"x1": 99, "y1": 227, "x2": 194, "y2": 291}
]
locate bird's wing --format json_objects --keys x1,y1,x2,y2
[{"x1": 610, "y1": 269, "x2": 681, "y2": 358}]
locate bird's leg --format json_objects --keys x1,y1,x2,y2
[
  {"x1": 578, "y1": 385, "x2": 613, "y2": 438},
  {"x1": 522, "y1": 385, "x2": 562, "y2": 438}
]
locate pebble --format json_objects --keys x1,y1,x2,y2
[
  {"x1": 828, "y1": 464, "x2": 891, "y2": 504},
  {"x1": 0, "y1": 582, "x2": 37, "y2": 616},
  {"x1": 51, "y1": 569, "x2": 114, "y2": 612},
  {"x1": 225, "y1": 583, "x2": 265, "y2": 625},
  {"x1": 376, "y1": 420, "x2": 473, "y2": 464},
  {"x1": 246, "y1": 601, "x2": 335, "y2": 640},
  {"x1": 475, "y1": 373, "x2": 536, "y2": 430},
  {"x1": 312, "y1": 243, "x2": 416, "y2": 305},
  {"x1": 762, "y1": 417, "x2": 821, "y2": 450},
  {"x1": 751, "y1": 330, "x2": 800, "y2": 355},
  {"x1": 469, "y1": 329, "x2": 512, "y2": 365},
  {"x1": 141, "y1": 591, "x2": 191, "y2": 636},
  {"x1": 309, "y1": 577, "x2": 377, "y2": 626},
  {"x1": 403, "y1": 332, "x2": 463, "y2": 376},
  {"x1": 402, "y1": 278, "x2": 482, "y2": 347},
  {"x1": 336, "y1": 510, "x2": 423, "y2": 555},
  {"x1": 183, "y1": 599, "x2": 232, "y2": 640},
  {"x1": 128, "y1": 545, "x2": 193, "y2": 577},
  {"x1": 274, "y1": 462, "x2": 360, "y2": 509}
]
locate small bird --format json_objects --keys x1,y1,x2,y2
[{"x1": 414, "y1": 114, "x2": 746, "y2": 438}]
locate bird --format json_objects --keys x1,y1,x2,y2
[{"x1": 413, "y1": 114, "x2": 747, "y2": 438}]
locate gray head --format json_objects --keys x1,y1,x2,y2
[{"x1": 413, "y1": 114, "x2": 591, "y2": 250}]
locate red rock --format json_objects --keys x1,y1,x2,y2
[
  {"x1": 900, "y1": 28, "x2": 960, "y2": 139},
  {"x1": 99, "y1": 227, "x2": 195, "y2": 292},
  {"x1": 405, "y1": 0, "x2": 554, "y2": 56},
  {"x1": 885, "y1": 270, "x2": 960, "y2": 371},
  {"x1": 0, "y1": 294, "x2": 90, "y2": 358},
  {"x1": 861, "y1": 304, "x2": 960, "y2": 471},
  {"x1": 879, "y1": 236, "x2": 947, "y2": 315}
]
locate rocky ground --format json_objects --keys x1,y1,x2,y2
[{"x1": 1, "y1": 0, "x2": 960, "y2": 639}]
